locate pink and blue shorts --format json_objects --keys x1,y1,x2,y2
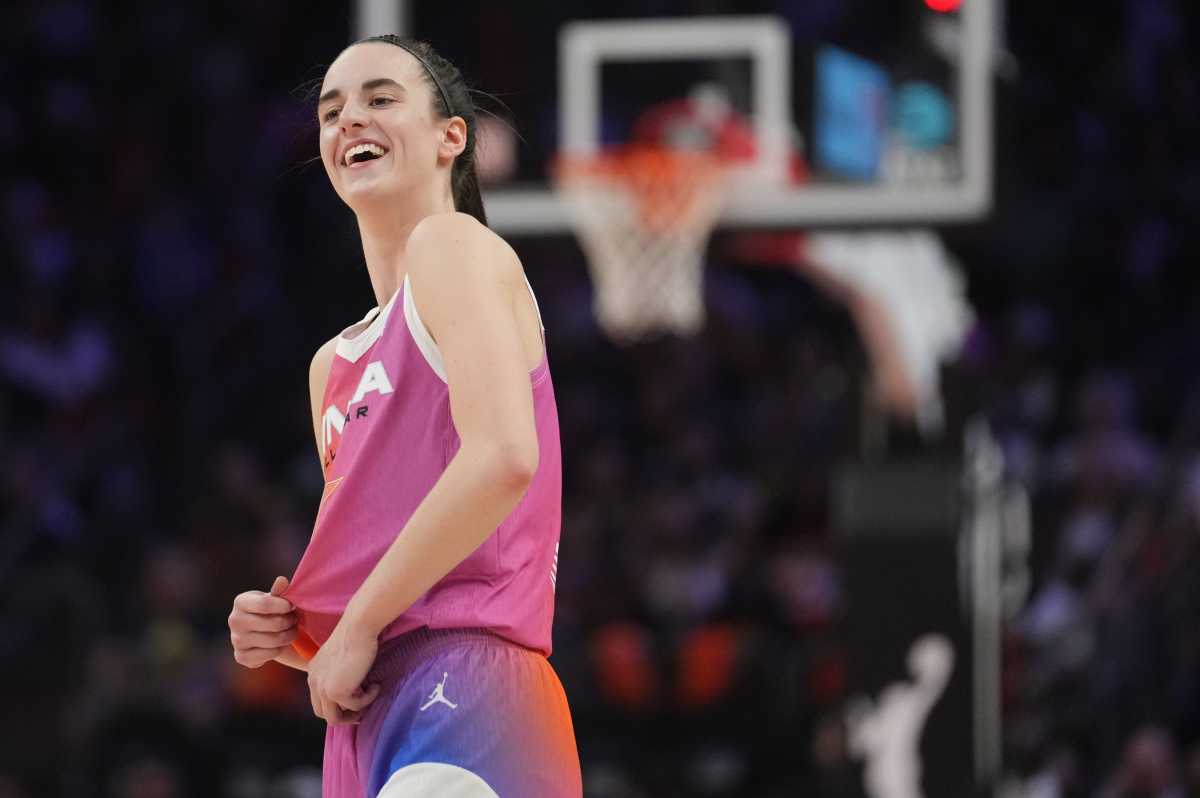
[{"x1": 322, "y1": 627, "x2": 582, "y2": 797}]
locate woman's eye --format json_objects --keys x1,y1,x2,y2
[
  {"x1": 369, "y1": 96, "x2": 394, "y2": 107},
  {"x1": 322, "y1": 108, "x2": 340, "y2": 122}
]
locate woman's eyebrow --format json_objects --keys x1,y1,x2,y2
[
  {"x1": 361, "y1": 77, "x2": 406, "y2": 94},
  {"x1": 319, "y1": 78, "x2": 406, "y2": 106}
]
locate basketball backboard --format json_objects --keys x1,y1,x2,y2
[{"x1": 354, "y1": 0, "x2": 995, "y2": 234}]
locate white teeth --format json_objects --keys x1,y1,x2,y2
[{"x1": 344, "y1": 142, "x2": 387, "y2": 166}]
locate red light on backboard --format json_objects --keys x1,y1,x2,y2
[{"x1": 925, "y1": 0, "x2": 962, "y2": 11}]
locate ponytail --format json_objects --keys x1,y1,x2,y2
[{"x1": 452, "y1": 156, "x2": 487, "y2": 226}]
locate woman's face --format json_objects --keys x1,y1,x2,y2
[{"x1": 317, "y1": 43, "x2": 458, "y2": 210}]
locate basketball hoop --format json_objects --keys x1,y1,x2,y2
[{"x1": 554, "y1": 146, "x2": 730, "y2": 343}]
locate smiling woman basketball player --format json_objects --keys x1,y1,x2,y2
[{"x1": 225, "y1": 37, "x2": 581, "y2": 797}]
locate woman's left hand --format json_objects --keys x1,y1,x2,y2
[{"x1": 305, "y1": 617, "x2": 382, "y2": 725}]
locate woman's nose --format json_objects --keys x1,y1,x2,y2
[{"x1": 339, "y1": 102, "x2": 369, "y2": 131}]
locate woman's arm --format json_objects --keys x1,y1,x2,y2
[
  {"x1": 265, "y1": 337, "x2": 341, "y2": 674},
  {"x1": 341, "y1": 213, "x2": 540, "y2": 641},
  {"x1": 307, "y1": 336, "x2": 339, "y2": 469}
]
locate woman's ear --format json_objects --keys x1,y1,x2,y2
[{"x1": 439, "y1": 116, "x2": 468, "y2": 163}]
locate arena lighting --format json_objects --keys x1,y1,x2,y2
[{"x1": 925, "y1": 0, "x2": 962, "y2": 12}]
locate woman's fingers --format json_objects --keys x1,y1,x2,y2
[
  {"x1": 231, "y1": 628, "x2": 298, "y2": 650},
  {"x1": 334, "y1": 683, "x2": 381, "y2": 713},
  {"x1": 330, "y1": 706, "x2": 363, "y2": 725},
  {"x1": 229, "y1": 610, "x2": 297, "y2": 634},
  {"x1": 325, "y1": 684, "x2": 381, "y2": 724},
  {"x1": 243, "y1": 612, "x2": 297, "y2": 633},
  {"x1": 308, "y1": 673, "x2": 325, "y2": 720},
  {"x1": 234, "y1": 591, "x2": 293, "y2": 615},
  {"x1": 262, "y1": 612, "x2": 298, "y2": 632},
  {"x1": 233, "y1": 645, "x2": 291, "y2": 669},
  {"x1": 228, "y1": 579, "x2": 299, "y2": 670},
  {"x1": 306, "y1": 681, "x2": 380, "y2": 724}
]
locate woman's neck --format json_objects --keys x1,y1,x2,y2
[
  {"x1": 357, "y1": 216, "x2": 414, "y2": 309},
  {"x1": 355, "y1": 188, "x2": 455, "y2": 309}
]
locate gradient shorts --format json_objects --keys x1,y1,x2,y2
[{"x1": 322, "y1": 627, "x2": 582, "y2": 797}]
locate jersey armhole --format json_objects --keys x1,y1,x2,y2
[
  {"x1": 403, "y1": 274, "x2": 449, "y2": 383},
  {"x1": 520, "y1": 272, "x2": 547, "y2": 339},
  {"x1": 403, "y1": 273, "x2": 547, "y2": 384}
]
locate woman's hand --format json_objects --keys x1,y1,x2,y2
[
  {"x1": 305, "y1": 615, "x2": 382, "y2": 725},
  {"x1": 228, "y1": 576, "x2": 298, "y2": 669}
]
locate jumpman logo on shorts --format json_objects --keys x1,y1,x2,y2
[{"x1": 419, "y1": 672, "x2": 458, "y2": 711}]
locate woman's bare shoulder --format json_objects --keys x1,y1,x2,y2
[
  {"x1": 310, "y1": 336, "x2": 339, "y2": 382},
  {"x1": 308, "y1": 335, "x2": 340, "y2": 411},
  {"x1": 409, "y1": 212, "x2": 519, "y2": 277}
]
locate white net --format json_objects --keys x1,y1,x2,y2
[{"x1": 556, "y1": 149, "x2": 728, "y2": 343}]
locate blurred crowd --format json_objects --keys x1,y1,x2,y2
[{"x1": 2, "y1": 0, "x2": 1200, "y2": 797}]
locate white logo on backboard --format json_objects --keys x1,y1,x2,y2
[
  {"x1": 846, "y1": 634, "x2": 955, "y2": 798},
  {"x1": 419, "y1": 672, "x2": 458, "y2": 712}
]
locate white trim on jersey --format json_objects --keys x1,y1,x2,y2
[
  {"x1": 376, "y1": 763, "x2": 499, "y2": 798},
  {"x1": 403, "y1": 273, "x2": 449, "y2": 383},
  {"x1": 403, "y1": 272, "x2": 547, "y2": 385},
  {"x1": 521, "y1": 273, "x2": 547, "y2": 333},
  {"x1": 335, "y1": 289, "x2": 400, "y2": 363}
]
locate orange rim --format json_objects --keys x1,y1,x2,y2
[{"x1": 554, "y1": 146, "x2": 727, "y2": 232}]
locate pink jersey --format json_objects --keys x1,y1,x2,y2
[{"x1": 283, "y1": 273, "x2": 562, "y2": 658}]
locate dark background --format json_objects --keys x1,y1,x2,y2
[{"x1": 2, "y1": 1, "x2": 1199, "y2": 796}]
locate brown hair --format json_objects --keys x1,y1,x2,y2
[{"x1": 356, "y1": 36, "x2": 487, "y2": 226}]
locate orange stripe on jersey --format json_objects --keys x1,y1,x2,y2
[{"x1": 316, "y1": 476, "x2": 344, "y2": 521}]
